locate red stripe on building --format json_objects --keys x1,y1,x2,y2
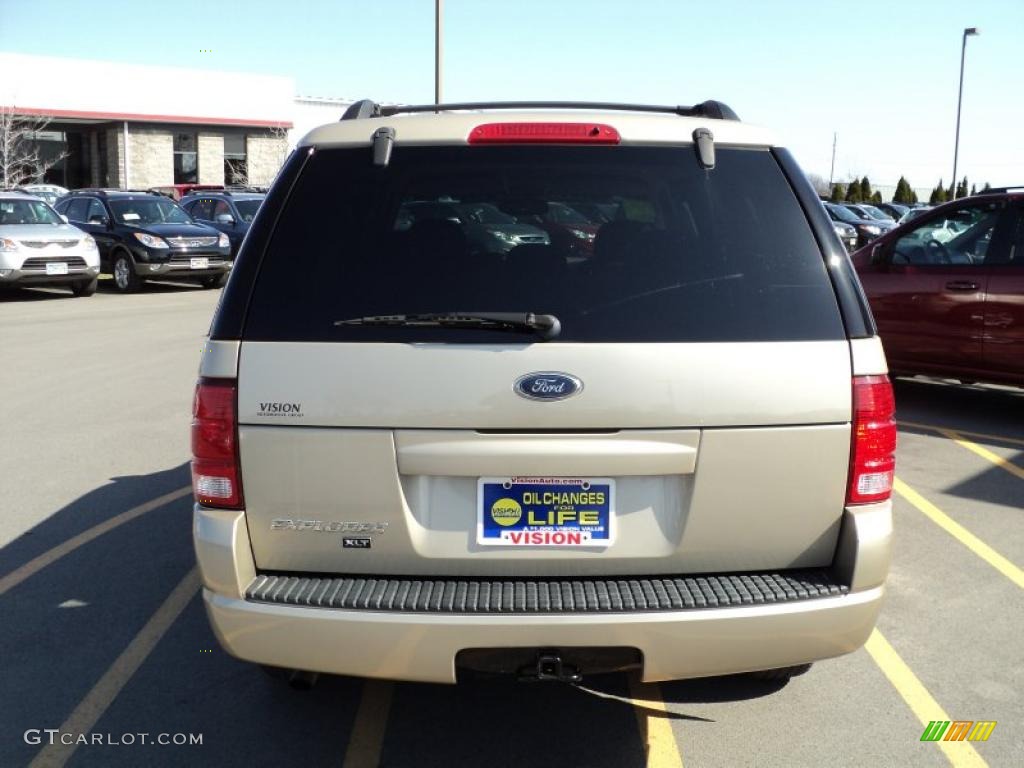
[{"x1": 2, "y1": 106, "x2": 292, "y2": 129}]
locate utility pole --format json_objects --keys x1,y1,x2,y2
[
  {"x1": 952, "y1": 27, "x2": 979, "y2": 197},
  {"x1": 829, "y1": 132, "x2": 836, "y2": 188},
  {"x1": 435, "y1": 0, "x2": 443, "y2": 107}
]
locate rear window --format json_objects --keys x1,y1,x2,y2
[{"x1": 244, "y1": 145, "x2": 843, "y2": 342}]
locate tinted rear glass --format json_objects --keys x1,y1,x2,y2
[{"x1": 244, "y1": 145, "x2": 843, "y2": 342}]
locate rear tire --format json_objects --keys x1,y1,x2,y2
[
  {"x1": 202, "y1": 273, "x2": 228, "y2": 289},
  {"x1": 112, "y1": 252, "x2": 143, "y2": 293},
  {"x1": 748, "y1": 664, "x2": 812, "y2": 682},
  {"x1": 71, "y1": 276, "x2": 98, "y2": 297}
]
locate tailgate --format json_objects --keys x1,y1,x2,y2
[{"x1": 238, "y1": 341, "x2": 852, "y2": 576}]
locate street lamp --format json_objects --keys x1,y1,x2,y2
[
  {"x1": 951, "y1": 27, "x2": 978, "y2": 197},
  {"x1": 435, "y1": 0, "x2": 443, "y2": 107}
]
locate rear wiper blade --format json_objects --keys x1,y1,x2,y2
[{"x1": 333, "y1": 311, "x2": 561, "y2": 340}]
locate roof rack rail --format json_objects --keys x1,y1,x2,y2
[
  {"x1": 341, "y1": 99, "x2": 739, "y2": 121},
  {"x1": 341, "y1": 99, "x2": 382, "y2": 120},
  {"x1": 69, "y1": 188, "x2": 154, "y2": 196},
  {"x1": 979, "y1": 185, "x2": 1023, "y2": 194}
]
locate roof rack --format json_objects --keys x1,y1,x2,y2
[
  {"x1": 178, "y1": 187, "x2": 267, "y2": 198},
  {"x1": 341, "y1": 99, "x2": 739, "y2": 122},
  {"x1": 70, "y1": 187, "x2": 161, "y2": 195},
  {"x1": 978, "y1": 186, "x2": 1023, "y2": 195}
]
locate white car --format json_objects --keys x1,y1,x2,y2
[
  {"x1": 0, "y1": 191, "x2": 101, "y2": 296},
  {"x1": 19, "y1": 183, "x2": 69, "y2": 206}
]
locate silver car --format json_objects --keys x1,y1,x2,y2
[
  {"x1": 0, "y1": 192, "x2": 100, "y2": 296},
  {"x1": 192, "y1": 101, "x2": 894, "y2": 686}
]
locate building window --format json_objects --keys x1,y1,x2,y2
[
  {"x1": 173, "y1": 133, "x2": 198, "y2": 184},
  {"x1": 224, "y1": 134, "x2": 247, "y2": 186}
]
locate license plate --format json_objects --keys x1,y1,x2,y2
[
  {"x1": 190, "y1": 257, "x2": 209, "y2": 269},
  {"x1": 477, "y1": 477, "x2": 614, "y2": 546},
  {"x1": 46, "y1": 262, "x2": 68, "y2": 275}
]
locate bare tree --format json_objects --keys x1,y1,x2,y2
[
  {"x1": 805, "y1": 173, "x2": 831, "y2": 197},
  {"x1": 225, "y1": 125, "x2": 290, "y2": 188},
  {"x1": 0, "y1": 106, "x2": 68, "y2": 187}
]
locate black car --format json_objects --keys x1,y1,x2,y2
[
  {"x1": 874, "y1": 202, "x2": 909, "y2": 221},
  {"x1": 823, "y1": 203, "x2": 895, "y2": 249},
  {"x1": 55, "y1": 190, "x2": 232, "y2": 292},
  {"x1": 179, "y1": 190, "x2": 266, "y2": 257}
]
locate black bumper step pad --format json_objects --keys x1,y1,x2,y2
[{"x1": 245, "y1": 569, "x2": 848, "y2": 614}]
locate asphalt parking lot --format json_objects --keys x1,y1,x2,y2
[{"x1": 1, "y1": 282, "x2": 1021, "y2": 768}]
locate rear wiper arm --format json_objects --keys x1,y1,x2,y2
[{"x1": 333, "y1": 311, "x2": 562, "y2": 340}]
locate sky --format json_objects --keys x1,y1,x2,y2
[{"x1": 2, "y1": 0, "x2": 1022, "y2": 193}]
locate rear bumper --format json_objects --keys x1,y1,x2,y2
[
  {"x1": 195, "y1": 502, "x2": 891, "y2": 684},
  {"x1": 204, "y1": 584, "x2": 883, "y2": 683}
]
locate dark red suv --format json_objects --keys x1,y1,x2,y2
[{"x1": 852, "y1": 188, "x2": 1024, "y2": 388}]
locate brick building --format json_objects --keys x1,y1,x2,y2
[{"x1": 0, "y1": 53, "x2": 306, "y2": 190}]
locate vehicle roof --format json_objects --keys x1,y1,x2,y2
[
  {"x1": 66, "y1": 189, "x2": 168, "y2": 199},
  {"x1": 182, "y1": 191, "x2": 265, "y2": 200},
  {"x1": 300, "y1": 109, "x2": 778, "y2": 149},
  {"x1": 0, "y1": 190, "x2": 42, "y2": 200}
]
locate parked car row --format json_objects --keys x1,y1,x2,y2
[
  {"x1": 0, "y1": 185, "x2": 266, "y2": 297},
  {"x1": 822, "y1": 200, "x2": 940, "y2": 253}
]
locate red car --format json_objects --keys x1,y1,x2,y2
[
  {"x1": 852, "y1": 189, "x2": 1024, "y2": 388},
  {"x1": 148, "y1": 184, "x2": 225, "y2": 201}
]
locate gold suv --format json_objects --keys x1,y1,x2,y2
[{"x1": 191, "y1": 100, "x2": 895, "y2": 685}]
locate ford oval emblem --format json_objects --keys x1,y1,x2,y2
[{"x1": 513, "y1": 372, "x2": 583, "y2": 402}]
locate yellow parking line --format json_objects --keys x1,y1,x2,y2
[
  {"x1": 935, "y1": 428, "x2": 1024, "y2": 482},
  {"x1": 28, "y1": 567, "x2": 200, "y2": 768},
  {"x1": 865, "y1": 629, "x2": 987, "y2": 767},
  {"x1": 341, "y1": 680, "x2": 394, "y2": 768},
  {"x1": 627, "y1": 678, "x2": 684, "y2": 768},
  {"x1": 894, "y1": 478, "x2": 1024, "y2": 589},
  {"x1": 0, "y1": 486, "x2": 193, "y2": 597},
  {"x1": 896, "y1": 420, "x2": 1024, "y2": 448}
]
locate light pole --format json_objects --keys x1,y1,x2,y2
[
  {"x1": 435, "y1": 0, "x2": 443, "y2": 107},
  {"x1": 952, "y1": 27, "x2": 978, "y2": 197},
  {"x1": 829, "y1": 132, "x2": 836, "y2": 188}
]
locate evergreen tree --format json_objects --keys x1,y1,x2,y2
[
  {"x1": 982, "y1": 182, "x2": 991, "y2": 192},
  {"x1": 954, "y1": 176, "x2": 968, "y2": 199},
  {"x1": 893, "y1": 176, "x2": 913, "y2": 204},
  {"x1": 870, "y1": 191, "x2": 882, "y2": 204},
  {"x1": 929, "y1": 180, "x2": 947, "y2": 205},
  {"x1": 845, "y1": 181, "x2": 862, "y2": 203},
  {"x1": 970, "y1": 183, "x2": 977, "y2": 196},
  {"x1": 910, "y1": 189, "x2": 919, "y2": 204},
  {"x1": 859, "y1": 176, "x2": 872, "y2": 201},
  {"x1": 830, "y1": 183, "x2": 844, "y2": 202}
]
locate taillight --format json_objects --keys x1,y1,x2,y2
[
  {"x1": 191, "y1": 378, "x2": 243, "y2": 508},
  {"x1": 847, "y1": 375, "x2": 896, "y2": 505},
  {"x1": 468, "y1": 122, "x2": 621, "y2": 145}
]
